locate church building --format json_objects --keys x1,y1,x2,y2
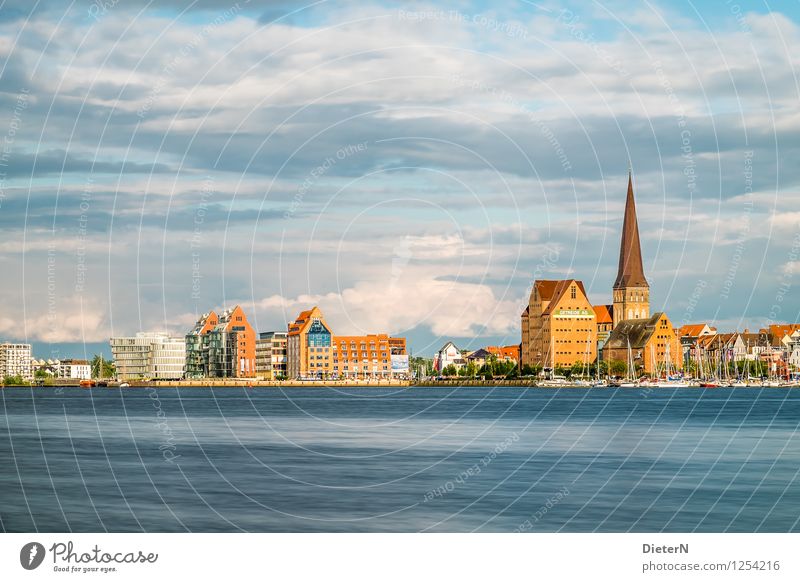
[{"x1": 520, "y1": 170, "x2": 680, "y2": 373}]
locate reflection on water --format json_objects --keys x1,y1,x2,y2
[{"x1": 1, "y1": 386, "x2": 799, "y2": 532}]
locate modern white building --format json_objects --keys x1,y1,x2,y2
[
  {"x1": 0, "y1": 342, "x2": 32, "y2": 380},
  {"x1": 60, "y1": 359, "x2": 92, "y2": 380},
  {"x1": 110, "y1": 332, "x2": 186, "y2": 381}
]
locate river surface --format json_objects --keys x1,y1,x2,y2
[{"x1": 1, "y1": 386, "x2": 799, "y2": 532}]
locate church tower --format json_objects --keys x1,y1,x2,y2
[{"x1": 612, "y1": 171, "x2": 649, "y2": 328}]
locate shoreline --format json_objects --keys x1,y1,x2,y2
[{"x1": 3, "y1": 379, "x2": 799, "y2": 389}]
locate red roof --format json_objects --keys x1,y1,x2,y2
[{"x1": 593, "y1": 304, "x2": 613, "y2": 324}]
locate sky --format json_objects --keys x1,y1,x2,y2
[{"x1": 0, "y1": 0, "x2": 799, "y2": 358}]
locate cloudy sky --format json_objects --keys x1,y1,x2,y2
[{"x1": 1, "y1": 0, "x2": 799, "y2": 358}]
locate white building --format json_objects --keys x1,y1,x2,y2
[
  {"x1": 31, "y1": 358, "x2": 91, "y2": 380},
  {"x1": 110, "y1": 332, "x2": 186, "y2": 381},
  {"x1": 0, "y1": 343, "x2": 32, "y2": 380},
  {"x1": 60, "y1": 359, "x2": 91, "y2": 380},
  {"x1": 432, "y1": 341, "x2": 466, "y2": 374}
]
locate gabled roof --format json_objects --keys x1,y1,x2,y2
[
  {"x1": 604, "y1": 312, "x2": 665, "y2": 350},
  {"x1": 436, "y1": 341, "x2": 461, "y2": 354},
  {"x1": 534, "y1": 279, "x2": 586, "y2": 302},
  {"x1": 593, "y1": 304, "x2": 613, "y2": 324},
  {"x1": 535, "y1": 279, "x2": 588, "y2": 316},
  {"x1": 678, "y1": 323, "x2": 710, "y2": 337},
  {"x1": 614, "y1": 172, "x2": 648, "y2": 289},
  {"x1": 466, "y1": 348, "x2": 493, "y2": 360},
  {"x1": 768, "y1": 324, "x2": 800, "y2": 345}
]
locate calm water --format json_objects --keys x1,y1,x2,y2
[{"x1": 1, "y1": 386, "x2": 799, "y2": 532}]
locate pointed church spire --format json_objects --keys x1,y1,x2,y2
[{"x1": 613, "y1": 170, "x2": 648, "y2": 289}]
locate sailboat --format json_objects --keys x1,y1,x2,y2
[
  {"x1": 655, "y1": 343, "x2": 688, "y2": 387},
  {"x1": 619, "y1": 338, "x2": 638, "y2": 387}
]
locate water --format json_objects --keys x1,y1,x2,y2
[{"x1": 1, "y1": 386, "x2": 799, "y2": 532}]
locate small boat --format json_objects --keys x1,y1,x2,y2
[
  {"x1": 118, "y1": 382, "x2": 130, "y2": 388},
  {"x1": 79, "y1": 379, "x2": 95, "y2": 389},
  {"x1": 654, "y1": 379, "x2": 689, "y2": 387}
]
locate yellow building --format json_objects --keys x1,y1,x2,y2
[
  {"x1": 602, "y1": 312, "x2": 682, "y2": 376},
  {"x1": 520, "y1": 279, "x2": 598, "y2": 369},
  {"x1": 287, "y1": 306, "x2": 333, "y2": 379}
]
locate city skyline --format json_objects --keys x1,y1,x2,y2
[{"x1": 1, "y1": 0, "x2": 799, "y2": 359}]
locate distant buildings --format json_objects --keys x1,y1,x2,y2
[
  {"x1": 520, "y1": 171, "x2": 682, "y2": 374},
  {"x1": 486, "y1": 345, "x2": 521, "y2": 363},
  {"x1": 255, "y1": 331, "x2": 287, "y2": 380},
  {"x1": 110, "y1": 332, "x2": 186, "y2": 381},
  {"x1": 286, "y1": 306, "x2": 408, "y2": 379},
  {"x1": 185, "y1": 306, "x2": 256, "y2": 378},
  {"x1": 0, "y1": 342, "x2": 32, "y2": 380},
  {"x1": 32, "y1": 358, "x2": 91, "y2": 380}
]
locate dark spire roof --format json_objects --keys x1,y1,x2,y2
[{"x1": 614, "y1": 171, "x2": 648, "y2": 289}]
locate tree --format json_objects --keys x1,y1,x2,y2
[
  {"x1": 609, "y1": 359, "x2": 627, "y2": 376},
  {"x1": 3, "y1": 375, "x2": 26, "y2": 386},
  {"x1": 441, "y1": 364, "x2": 457, "y2": 377},
  {"x1": 91, "y1": 355, "x2": 116, "y2": 379}
]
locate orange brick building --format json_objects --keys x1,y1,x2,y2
[
  {"x1": 287, "y1": 306, "x2": 333, "y2": 379},
  {"x1": 286, "y1": 306, "x2": 408, "y2": 379},
  {"x1": 520, "y1": 279, "x2": 598, "y2": 369},
  {"x1": 602, "y1": 312, "x2": 682, "y2": 375}
]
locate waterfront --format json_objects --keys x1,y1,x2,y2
[{"x1": 1, "y1": 386, "x2": 799, "y2": 532}]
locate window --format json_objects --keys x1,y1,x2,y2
[{"x1": 570, "y1": 286, "x2": 576, "y2": 299}]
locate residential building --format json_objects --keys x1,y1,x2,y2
[
  {"x1": 486, "y1": 345, "x2": 521, "y2": 363},
  {"x1": 520, "y1": 279, "x2": 598, "y2": 369},
  {"x1": 465, "y1": 348, "x2": 493, "y2": 368},
  {"x1": 678, "y1": 323, "x2": 717, "y2": 365},
  {"x1": 612, "y1": 172, "x2": 650, "y2": 328},
  {"x1": 332, "y1": 334, "x2": 406, "y2": 379},
  {"x1": 0, "y1": 343, "x2": 32, "y2": 380},
  {"x1": 110, "y1": 333, "x2": 186, "y2": 381},
  {"x1": 185, "y1": 311, "x2": 219, "y2": 378},
  {"x1": 433, "y1": 341, "x2": 466, "y2": 373},
  {"x1": 603, "y1": 312, "x2": 682, "y2": 376},
  {"x1": 287, "y1": 306, "x2": 333, "y2": 379},
  {"x1": 787, "y1": 331, "x2": 800, "y2": 371},
  {"x1": 185, "y1": 306, "x2": 256, "y2": 378},
  {"x1": 286, "y1": 306, "x2": 408, "y2": 379},
  {"x1": 59, "y1": 359, "x2": 91, "y2": 380},
  {"x1": 255, "y1": 331, "x2": 288, "y2": 380}
]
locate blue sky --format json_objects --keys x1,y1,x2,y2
[{"x1": 1, "y1": 0, "x2": 799, "y2": 358}]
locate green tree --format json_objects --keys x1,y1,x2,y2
[
  {"x1": 609, "y1": 359, "x2": 627, "y2": 376},
  {"x1": 91, "y1": 355, "x2": 116, "y2": 379},
  {"x1": 441, "y1": 364, "x2": 457, "y2": 377},
  {"x1": 3, "y1": 375, "x2": 26, "y2": 386}
]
